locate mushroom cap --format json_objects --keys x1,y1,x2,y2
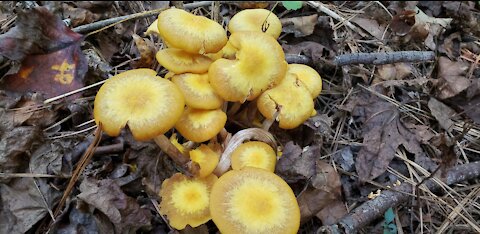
[
  {"x1": 228, "y1": 9, "x2": 282, "y2": 39},
  {"x1": 287, "y1": 64, "x2": 323, "y2": 98},
  {"x1": 205, "y1": 41, "x2": 238, "y2": 61},
  {"x1": 145, "y1": 19, "x2": 159, "y2": 36},
  {"x1": 209, "y1": 31, "x2": 287, "y2": 102},
  {"x1": 172, "y1": 73, "x2": 223, "y2": 110},
  {"x1": 257, "y1": 73, "x2": 314, "y2": 129},
  {"x1": 190, "y1": 144, "x2": 220, "y2": 178},
  {"x1": 94, "y1": 69, "x2": 185, "y2": 140},
  {"x1": 231, "y1": 141, "x2": 277, "y2": 172},
  {"x1": 160, "y1": 173, "x2": 218, "y2": 230},
  {"x1": 175, "y1": 107, "x2": 227, "y2": 142},
  {"x1": 210, "y1": 167, "x2": 300, "y2": 234},
  {"x1": 157, "y1": 8, "x2": 227, "y2": 54},
  {"x1": 156, "y1": 48, "x2": 213, "y2": 74}
]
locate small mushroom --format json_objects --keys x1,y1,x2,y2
[
  {"x1": 94, "y1": 69, "x2": 184, "y2": 140},
  {"x1": 190, "y1": 144, "x2": 220, "y2": 178},
  {"x1": 172, "y1": 73, "x2": 223, "y2": 110},
  {"x1": 230, "y1": 141, "x2": 277, "y2": 172},
  {"x1": 157, "y1": 8, "x2": 227, "y2": 54},
  {"x1": 210, "y1": 167, "x2": 300, "y2": 234},
  {"x1": 160, "y1": 173, "x2": 218, "y2": 230},
  {"x1": 175, "y1": 107, "x2": 227, "y2": 142},
  {"x1": 209, "y1": 31, "x2": 287, "y2": 102},
  {"x1": 156, "y1": 48, "x2": 213, "y2": 74},
  {"x1": 287, "y1": 64, "x2": 323, "y2": 98},
  {"x1": 228, "y1": 9, "x2": 282, "y2": 39},
  {"x1": 257, "y1": 73, "x2": 314, "y2": 129}
]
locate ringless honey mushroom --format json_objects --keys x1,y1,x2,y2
[{"x1": 228, "y1": 8, "x2": 282, "y2": 39}]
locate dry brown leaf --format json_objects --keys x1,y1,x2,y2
[
  {"x1": 427, "y1": 97, "x2": 457, "y2": 132},
  {"x1": 351, "y1": 17, "x2": 386, "y2": 40},
  {"x1": 315, "y1": 199, "x2": 347, "y2": 225},
  {"x1": 350, "y1": 89, "x2": 425, "y2": 181},
  {"x1": 275, "y1": 142, "x2": 319, "y2": 183},
  {"x1": 281, "y1": 14, "x2": 318, "y2": 38},
  {"x1": 131, "y1": 34, "x2": 156, "y2": 68},
  {"x1": 77, "y1": 178, "x2": 152, "y2": 233},
  {"x1": 434, "y1": 56, "x2": 470, "y2": 99}
]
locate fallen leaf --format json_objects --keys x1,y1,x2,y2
[
  {"x1": 77, "y1": 178, "x2": 151, "y2": 233},
  {"x1": 315, "y1": 200, "x2": 347, "y2": 225},
  {"x1": 282, "y1": 41, "x2": 334, "y2": 63},
  {"x1": 275, "y1": 141, "x2": 318, "y2": 183},
  {"x1": 427, "y1": 97, "x2": 457, "y2": 132},
  {"x1": 0, "y1": 178, "x2": 51, "y2": 233},
  {"x1": 333, "y1": 146, "x2": 355, "y2": 172},
  {"x1": 390, "y1": 10, "x2": 416, "y2": 36},
  {"x1": 0, "y1": 7, "x2": 87, "y2": 99},
  {"x1": 351, "y1": 17, "x2": 386, "y2": 40},
  {"x1": 350, "y1": 89, "x2": 425, "y2": 181},
  {"x1": 459, "y1": 95, "x2": 480, "y2": 125},
  {"x1": 131, "y1": 34, "x2": 156, "y2": 68},
  {"x1": 434, "y1": 56, "x2": 470, "y2": 99},
  {"x1": 281, "y1": 14, "x2": 318, "y2": 38}
]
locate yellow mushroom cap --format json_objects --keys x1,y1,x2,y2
[
  {"x1": 205, "y1": 41, "x2": 238, "y2": 61},
  {"x1": 231, "y1": 141, "x2": 277, "y2": 172},
  {"x1": 157, "y1": 8, "x2": 227, "y2": 54},
  {"x1": 145, "y1": 19, "x2": 159, "y2": 36},
  {"x1": 210, "y1": 167, "x2": 300, "y2": 234},
  {"x1": 190, "y1": 144, "x2": 220, "y2": 178},
  {"x1": 287, "y1": 64, "x2": 323, "y2": 98},
  {"x1": 94, "y1": 69, "x2": 185, "y2": 140},
  {"x1": 172, "y1": 73, "x2": 223, "y2": 110},
  {"x1": 228, "y1": 9, "x2": 282, "y2": 39},
  {"x1": 156, "y1": 48, "x2": 213, "y2": 74},
  {"x1": 160, "y1": 173, "x2": 218, "y2": 230},
  {"x1": 209, "y1": 31, "x2": 287, "y2": 102},
  {"x1": 175, "y1": 107, "x2": 227, "y2": 142},
  {"x1": 257, "y1": 73, "x2": 314, "y2": 129}
]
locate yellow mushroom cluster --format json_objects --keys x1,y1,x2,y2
[{"x1": 93, "y1": 7, "x2": 324, "y2": 234}]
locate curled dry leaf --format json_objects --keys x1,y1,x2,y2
[
  {"x1": 131, "y1": 34, "x2": 156, "y2": 68},
  {"x1": 77, "y1": 178, "x2": 151, "y2": 233},
  {"x1": 434, "y1": 56, "x2": 470, "y2": 99},
  {"x1": 281, "y1": 14, "x2": 318, "y2": 38}
]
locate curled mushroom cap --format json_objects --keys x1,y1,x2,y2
[
  {"x1": 231, "y1": 141, "x2": 277, "y2": 172},
  {"x1": 228, "y1": 9, "x2": 282, "y2": 39},
  {"x1": 157, "y1": 8, "x2": 227, "y2": 54},
  {"x1": 160, "y1": 173, "x2": 218, "y2": 230},
  {"x1": 287, "y1": 64, "x2": 323, "y2": 98},
  {"x1": 210, "y1": 167, "x2": 300, "y2": 234},
  {"x1": 94, "y1": 69, "x2": 185, "y2": 140},
  {"x1": 190, "y1": 144, "x2": 220, "y2": 178},
  {"x1": 257, "y1": 73, "x2": 314, "y2": 129},
  {"x1": 175, "y1": 107, "x2": 227, "y2": 142},
  {"x1": 209, "y1": 31, "x2": 287, "y2": 102},
  {"x1": 156, "y1": 48, "x2": 213, "y2": 74},
  {"x1": 172, "y1": 73, "x2": 223, "y2": 110}
]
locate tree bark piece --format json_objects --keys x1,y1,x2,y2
[
  {"x1": 334, "y1": 51, "x2": 435, "y2": 66},
  {"x1": 318, "y1": 161, "x2": 480, "y2": 234}
]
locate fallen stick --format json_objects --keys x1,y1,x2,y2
[
  {"x1": 334, "y1": 51, "x2": 435, "y2": 66},
  {"x1": 318, "y1": 161, "x2": 480, "y2": 234},
  {"x1": 285, "y1": 54, "x2": 312, "y2": 65}
]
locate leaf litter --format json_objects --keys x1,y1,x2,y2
[{"x1": 0, "y1": 2, "x2": 480, "y2": 233}]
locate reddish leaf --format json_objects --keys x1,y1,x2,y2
[{"x1": 0, "y1": 7, "x2": 87, "y2": 99}]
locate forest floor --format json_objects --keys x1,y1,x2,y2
[{"x1": 0, "y1": 1, "x2": 480, "y2": 233}]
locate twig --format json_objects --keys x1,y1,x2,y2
[
  {"x1": 307, "y1": 1, "x2": 368, "y2": 38},
  {"x1": 72, "y1": 2, "x2": 214, "y2": 34},
  {"x1": 285, "y1": 54, "x2": 312, "y2": 65},
  {"x1": 318, "y1": 161, "x2": 480, "y2": 234},
  {"x1": 334, "y1": 51, "x2": 435, "y2": 66}
]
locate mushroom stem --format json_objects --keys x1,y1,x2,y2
[
  {"x1": 213, "y1": 128, "x2": 277, "y2": 176},
  {"x1": 261, "y1": 109, "x2": 280, "y2": 131},
  {"x1": 154, "y1": 135, "x2": 199, "y2": 176}
]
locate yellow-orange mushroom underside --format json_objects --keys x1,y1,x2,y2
[
  {"x1": 160, "y1": 173, "x2": 218, "y2": 230},
  {"x1": 157, "y1": 8, "x2": 227, "y2": 54},
  {"x1": 175, "y1": 108, "x2": 227, "y2": 142},
  {"x1": 172, "y1": 73, "x2": 223, "y2": 110},
  {"x1": 210, "y1": 167, "x2": 300, "y2": 234},
  {"x1": 190, "y1": 144, "x2": 220, "y2": 178},
  {"x1": 228, "y1": 9, "x2": 282, "y2": 39},
  {"x1": 93, "y1": 69, "x2": 185, "y2": 140},
  {"x1": 257, "y1": 73, "x2": 314, "y2": 129},
  {"x1": 156, "y1": 48, "x2": 213, "y2": 74},
  {"x1": 209, "y1": 31, "x2": 287, "y2": 102},
  {"x1": 231, "y1": 141, "x2": 277, "y2": 172}
]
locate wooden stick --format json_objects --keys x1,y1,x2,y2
[{"x1": 334, "y1": 51, "x2": 435, "y2": 66}]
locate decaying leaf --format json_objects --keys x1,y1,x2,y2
[
  {"x1": 0, "y1": 6, "x2": 87, "y2": 99},
  {"x1": 427, "y1": 97, "x2": 458, "y2": 132},
  {"x1": 297, "y1": 160, "x2": 345, "y2": 224},
  {"x1": 434, "y1": 56, "x2": 470, "y2": 99},
  {"x1": 351, "y1": 17, "x2": 386, "y2": 40},
  {"x1": 131, "y1": 34, "x2": 156, "y2": 68},
  {"x1": 275, "y1": 142, "x2": 319, "y2": 183},
  {"x1": 281, "y1": 14, "x2": 318, "y2": 38},
  {"x1": 77, "y1": 178, "x2": 152, "y2": 233},
  {"x1": 282, "y1": 41, "x2": 334, "y2": 63},
  {"x1": 350, "y1": 89, "x2": 425, "y2": 181}
]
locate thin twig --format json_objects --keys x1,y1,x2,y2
[
  {"x1": 334, "y1": 51, "x2": 435, "y2": 66},
  {"x1": 318, "y1": 161, "x2": 480, "y2": 234}
]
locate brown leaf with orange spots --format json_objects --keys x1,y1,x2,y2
[{"x1": 0, "y1": 7, "x2": 87, "y2": 99}]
